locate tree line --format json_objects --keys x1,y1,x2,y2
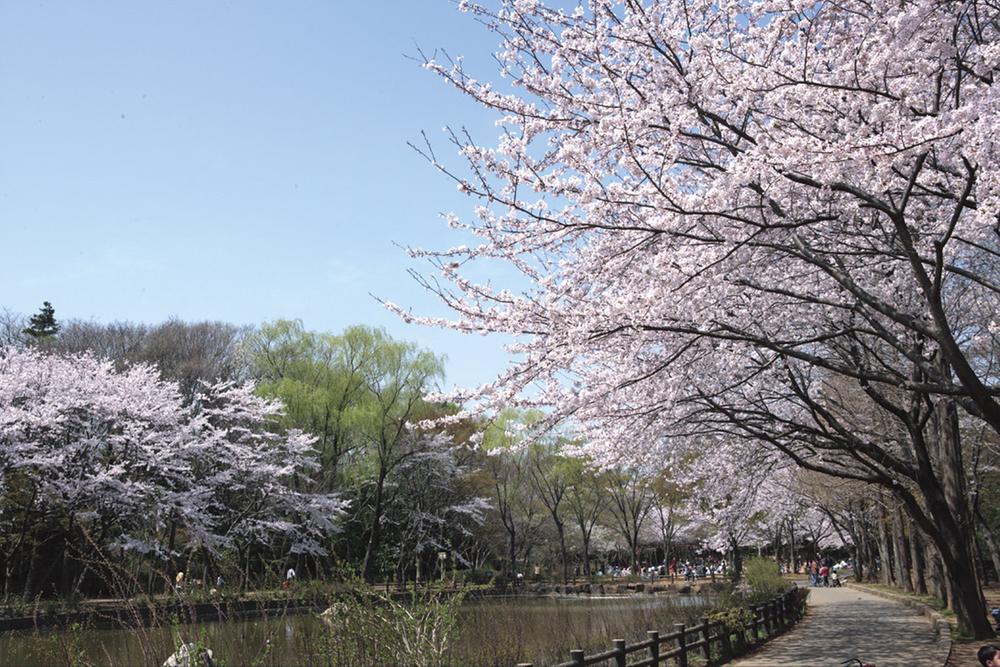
[
  {"x1": 5, "y1": 304, "x2": 999, "y2": 623},
  {"x1": 0, "y1": 307, "x2": 752, "y2": 598}
]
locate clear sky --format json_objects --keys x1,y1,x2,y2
[{"x1": 1, "y1": 1, "x2": 515, "y2": 391}]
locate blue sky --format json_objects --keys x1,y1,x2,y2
[{"x1": 0, "y1": 1, "x2": 517, "y2": 391}]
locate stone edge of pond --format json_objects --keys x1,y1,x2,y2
[{"x1": 0, "y1": 597, "x2": 331, "y2": 633}]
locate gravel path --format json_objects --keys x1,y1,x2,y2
[{"x1": 731, "y1": 584, "x2": 945, "y2": 667}]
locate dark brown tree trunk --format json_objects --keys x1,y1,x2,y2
[
  {"x1": 892, "y1": 505, "x2": 913, "y2": 593},
  {"x1": 876, "y1": 504, "x2": 893, "y2": 585},
  {"x1": 851, "y1": 513, "x2": 869, "y2": 583},
  {"x1": 909, "y1": 525, "x2": 928, "y2": 595},
  {"x1": 902, "y1": 467, "x2": 993, "y2": 637},
  {"x1": 931, "y1": 384, "x2": 992, "y2": 637},
  {"x1": 978, "y1": 515, "x2": 1000, "y2": 583},
  {"x1": 926, "y1": 544, "x2": 946, "y2": 602},
  {"x1": 23, "y1": 539, "x2": 40, "y2": 599},
  {"x1": 361, "y1": 471, "x2": 387, "y2": 583},
  {"x1": 556, "y1": 523, "x2": 569, "y2": 584}
]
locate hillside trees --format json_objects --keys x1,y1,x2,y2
[
  {"x1": 52, "y1": 318, "x2": 249, "y2": 399},
  {"x1": 409, "y1": 0, "x2": 1000, "y2": 637}
]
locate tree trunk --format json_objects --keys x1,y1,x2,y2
[
  {"x1": 556, "y1": 523, "x2": 568, "y2": 584},
  {"x1": 978, "y1": 515, "x2": 1000, "y2": 583},
  {"x1": 730, "y1": 536, "x2": 743, "y2": 579},
  {"x1": 876, "y1": 504, "x2": 893, "y2": 586},
  {"x1": 892, "y1": 505, "x2": 913, "y2": 593},
  {"x1": 506, "y1": 526, "x2": 517, "y2": 578},
  {"x1": 23, "y1": 539, "x2": 40, "y2": 599},
  {"x1": 903, "y1": 464, "x2": 993, "y2": 637},
  {"x1": 361, "y1": 472, "x2": 387, "y2": 583},
  {"x1": 926, "y1": 544, "x2": 946, "y2": 602},
  {"x1": 850, "y1": 514, "x2": 867, "y2": 582},
  {"x1": 930, "y1": 384, "x2": 992, "y2": 637},
  {"x1": 909, "y1": 525, "x2": 928, "y2": 596}
]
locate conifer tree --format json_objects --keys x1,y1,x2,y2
[{"x1": 23, "y1": 301, "x2": 59, "y2": 339}]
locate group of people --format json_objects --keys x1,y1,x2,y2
[
  {"x1": 807, "y1": 557, "x2": 842, "y2": 587},
  {"x1": 171, "y1": 568, "x2": 296, "y2": 593},
  {"x1": 593, "y1": 558, "x2": 728, "y2": 581},
  {"x1": 664, "y1": 558, "x2": 728, "y2": 581}
]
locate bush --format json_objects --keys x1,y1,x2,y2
[
  {"x1": 707, "y1": 605, "x2": 755, "y2": 632},
  {"x1": 321, "y1": 581, "x2": 472, "y2": 667},
  {"x1": 742, "y1": 558, "x2": 787, "y2": 601},
  {"x1": 458, "y1": 569, "x2": 495, "y2": 586}
]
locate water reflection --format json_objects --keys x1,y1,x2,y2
[{"x1": 0, "y1": 593, "x2": 713, "y2": 667}]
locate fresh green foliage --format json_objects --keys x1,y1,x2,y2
[{"x1": 742, "y1": 557, "x2": 787, "y2": 601}]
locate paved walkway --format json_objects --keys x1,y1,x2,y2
[{"x1": 731, "y1": 584, "x2": 945, "y2": 667}]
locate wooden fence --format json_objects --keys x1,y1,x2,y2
[{"x1": 516, "y1": 587, "x2": 806, "y2": 667}]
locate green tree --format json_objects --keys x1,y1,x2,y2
[
  {"x1": 564, "y1": 458, "x2": 605, "y2": 578},
  {"x1": 480, "y1": 410, "x2": 546, "y2": 577},
  {"x1": 528, "y1": 440, "x2": 574, "y2": 583},
  {"x1": 243, "y1": 321, "x2": 445, "y2": 582},
  {"x1": 23, "y1": 301, "x2": 59, "y2": 340},
  {"x1": 245, "y1": 320, "x2": 372, "y2": 489},
  {"x1": 351, "y1": 329, "x2": 444, "y2": 582}
]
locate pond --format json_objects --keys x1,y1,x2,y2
[{"x1": 0, "y1": 594, "x2": 714, "y2": 667}]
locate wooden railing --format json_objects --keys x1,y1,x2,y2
[{"x1": 516, "y1": 587, "x2": 806, "y2": 667}]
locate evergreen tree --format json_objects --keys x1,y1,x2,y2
[{"x1": 23, "y1": 301, "x2": 60, "y2": 339}]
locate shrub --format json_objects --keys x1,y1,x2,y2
[
  {"x1": 742, "y1": 558, "x2": 787, "y2": 601},
  {"x1": 321, "y1": 581, "x2": 472, "y2": 667},
  {"x1": 457, "y1": 569, "x2": 495, "y2": 586}
]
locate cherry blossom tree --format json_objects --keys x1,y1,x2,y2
[
  {"x1": 381, "y1": 433, "x2": 490, "y2": 583},
  {"x1": 0, "y1": 348, "x2": 345, "y2": 597},
  {"x1": 404, "y1": 0, "x2": 1000, "y2": 636}
]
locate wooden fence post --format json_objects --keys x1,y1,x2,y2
[
  {"x1": 720, "y1": 620, "x2": 732, "y2": 659},
  {"x1": 700, "y1": 617, "x2": 711, "y2": 661},
  {"x1": 675, "y1": 623, "x2": 688, "y2": 667},
  {"x1": 570, "y1": 649, "x2": 585, "y2": 666},
  {"x1": 648, "y1": 630, "x2": 660, "y2": 666},
  {"x1": 614, "y1": 638, "x2": 626, "y2": 667}
]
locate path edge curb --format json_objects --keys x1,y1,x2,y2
[{"x1": 846, "y1": 583, "x2": 952, "y2": 666}]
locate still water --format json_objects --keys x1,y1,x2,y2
[{"x1": 0, "y1": 594, "x2": 712, "y2": 667}]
